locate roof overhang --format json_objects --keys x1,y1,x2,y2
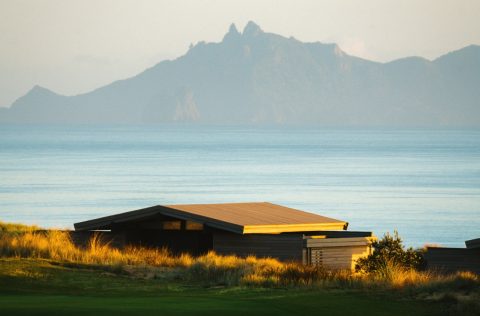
[{"x1": 74, "y1": 205, "x2": 247, "y2": 233}]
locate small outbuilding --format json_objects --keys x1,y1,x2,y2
[
  {"x1": 74, "y1": 202, "x2": 375, "y2": 270},
  {"x1": 424, "y1": 238, "x2": 480, "y2": 274}
]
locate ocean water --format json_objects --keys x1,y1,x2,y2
[{"x1": 0, "y1": 125, "x2": 479, "y2": 248}]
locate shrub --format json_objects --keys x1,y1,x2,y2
[{"x1": 355, "y1": 231, "x2": 424, "y2": 274}]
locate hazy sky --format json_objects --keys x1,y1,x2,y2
[{"x1": 1, "y1": 0, "x2": 479, "y2": 107}]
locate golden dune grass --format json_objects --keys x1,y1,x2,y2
[
  {"x1": 0, "y1": 226, "x2": 351, "y2": 286},
  {"x1": 0, "y1": 221, "x2": 39, "y2": 233},
  {"x1": 0, "y1": 229, "x2": 192, "y2": 267},
  {"x1": 0, "y1": 221, "x2": 478, "y2": 292}
]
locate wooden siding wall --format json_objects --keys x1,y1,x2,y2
[
  {"x1": 69, "y1": 228, "x2": 375, "y2": 270},
  {"x1": 305, "y1": 237, "x2": 374, "y2": 270},
  {"x1": 69, "y1": 230, "x2": 213, "y2": 255},
  {"x1": 69, "y1": 231, "x2": 126, "y2": 249},
  {"x1": 123, "y1": 229, "x2": 213, "y2": 255},
  {"x1": 424, "y1": 248, "x2": 480, "y2": 274},
  {"x1": 212, "y1": 232, "x2": 304, "y2": 261}
]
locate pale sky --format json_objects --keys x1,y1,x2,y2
[{"x1": 1, "y1": 0, "x2": 479, "y2": 107}]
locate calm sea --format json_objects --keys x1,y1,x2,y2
[{"x1": 0, "y1": 125, "x2": 479, "y2": 247}]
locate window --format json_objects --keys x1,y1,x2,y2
[
  {"x1": 162, "y1": 221, "x2": 181, "y2": 230},
  {"x1": 185, "y1": 221, "x2": 203, "y2": 231}
]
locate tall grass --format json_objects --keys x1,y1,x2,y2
[
  {"x1": 0, "y1": 229, "x2": 193, "y2": 267},
  {"x1": 0, "y1": 228, "x2": 338, "y2": 285},
  {"x1": 0, "y1": 221, "x2": 478, "y2": 298},
  {"x1": 0, "y1": 221, "x2": 39, "y2": 234},
  {"x1": 0, "y1": 224, "x2": 354, "y2": 286}
]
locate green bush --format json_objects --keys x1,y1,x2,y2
[{"x1": 355, "y1": 231, "x2": 424, "y2": 273}]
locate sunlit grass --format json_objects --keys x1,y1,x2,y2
[
  {"x1": 0, "y1": 221, "x2": 40, "y2": 234},
  {"x1": 0, "y1": 228, "x2": 192, "y2": 267},
  {"x1": 0, "y1": 221, "x2": 478, "y2": 294}
]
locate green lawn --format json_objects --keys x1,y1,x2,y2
[{"x1": 0, "y1": 258, "x2": 448, "y2": 316}]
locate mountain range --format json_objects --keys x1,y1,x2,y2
[{"x1": 1, "y1": 21, "x2": 479, "y2": 126}]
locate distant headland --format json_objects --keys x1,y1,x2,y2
[{"x1": 1, "y1": 21, "x2": 479, "y2": 127}]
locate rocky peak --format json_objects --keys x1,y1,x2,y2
[
  {"x1": 223, "y1": 23, "x2": 240, "y2": 42},
  {"x1": 243, "y1": 21, "x2": 263, "y2": 37}
]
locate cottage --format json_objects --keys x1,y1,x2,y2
[{"x1": 74, "y1": 202, "x2": 375, "y2": 270}]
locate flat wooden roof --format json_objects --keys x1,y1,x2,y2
[{"x1": 74, "y1": 202, "x2": 348, "y2": 234}]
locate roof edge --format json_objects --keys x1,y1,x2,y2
[
  {"x1": 243, "y1": 222, "x2": 348, "y2": 234},
  {"x1": 74, "y1": 205, "x2": 161, "y2": 231},
  {"x1": 74, "y1": 204, "x2": 245, "y2": 234}
]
